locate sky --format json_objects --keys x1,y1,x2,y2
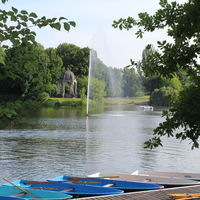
[{"x1": 2, "y1": 0, "x2": 187, "y2": 68}]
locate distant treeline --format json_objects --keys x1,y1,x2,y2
[
  {"x1": 0, "y1": 42, "x2": 145, "y2": 101},
  {"x1": 0, "y1": 42, "x2": 188, "y2": 107}
]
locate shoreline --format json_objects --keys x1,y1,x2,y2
[{"x1": 42, "y1": 96, "x2": 150, "y2": 107}]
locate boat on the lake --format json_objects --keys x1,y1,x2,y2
[
  {"x1": 88, "y1": 172, "x2": 200, "y2": 187},
  {"x1": 140, "y1": 106, "x2": 154, "y2": 111},
  {"x1": 132, "y1": 170, "x2": 200, "y2": 181},
  {"x1": 0, "y1": 197, "x2": 24, "y2": 200},
  {"x1": 48, "y1": 175, "x2": 164, "y2": 192},
  {"x1": 0, "y1": 185, "x2": 72, "y2": 199},
  {"x1": 4, "y1": 180, "x2": 124, "y2": 197}
]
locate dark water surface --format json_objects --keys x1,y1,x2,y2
[{"x1": 0, "y1": 106, "x2": 199, "y2": 184}]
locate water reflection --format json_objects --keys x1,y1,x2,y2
[{"x1": 0, "y1": 106, "x2": 199, "y2": 184}]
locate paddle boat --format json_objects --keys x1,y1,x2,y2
[
  {"x1": 0, "y1": 197, "x2": 24, "y2": 200},
  {"x1": 0, "y1": 185, "x2": 72, "y2": 199},
  {"x1": 4, "y1": 180, "x2": 124, "y2": 197},
  {"x1": 88, "y1": 172, "x2": 200, "y2": 187},
  {"x1": 140, "y1": 106, "x2": 154, "y2": 111},
  {"x1": 48, "y1": 175, "x2": 164, "y2": 192},
  {"x1": 132, "y1": 170, "x2": 200, "y2": 181}
]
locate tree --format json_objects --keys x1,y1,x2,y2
[
  {"x1": 90, "y1": 78, "x2": 106, "y2": 103},
  {"x1": 150, "y1": 86, "x2": 176, "y2": 106},
  {"x1": 113, "y1": 0, "x2": 200, "y2": 148},
  {"x1": 0, "y1": 0, "x2": 76, "y2": 48},
  {"x1": 0, "y1": 47, "x2": 6, "y2": 79},
  {"x1": 4, "y1": 43, "x2": 57, "y2": 98},
  {"x1": 45, "y1": 48, "x2": 63, "y2": 84},
  {"x1": 0, "y1": 0, "x2": 77, "y2": 126},
  {"x1": 56, "y1": 43, "x2": 89, "y2": 77},
  {"x1": 122, "y1": 68, "x2": 143, "y2": 97}
]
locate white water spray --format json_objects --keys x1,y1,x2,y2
[{"x1": 86, "y1": 49, "x2": 93, "y2": 115}]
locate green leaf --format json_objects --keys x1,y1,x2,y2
[
  {"x1": 21, "y1": 10, "x2": 28, "y2": 15},
  {"x1": 29, "y1": 18, "x2": 35, "y2": 24},
  {"x1": 12, "y1": 39, "x2": 20, "y2": 46},
  {"x1": 51, "y1": 18, "x2": 57, "y2": 23},
  {"x1": 28, "y1": 34, "x2": 35, "y2": 42},
  {"x1": 16, "y1": 24, "x2": 21, "y2": 29},
  {"x1": 52, "y1": 22, "x2": 61, "y2": 30},
  {"x1": 11, "y1": 15, "x2": 17, "y2": 21},
  {"x1": 1, "y1": 0, "x2": 8, "y2": 4},
  {"x1": 29, "y1": 12, "x2": 38, "y2": 18},
  {"x1": 20, "y1": 15, "x2": 28, "y2": 21},
  {"x1": 69, "y1": 21, "x2": 76, "y2": 27},
  {"x1": 21, "y1": 22, "x2": 27, "y2": 27},
  {"x1": 64, "y1": 22, "x2": 70, "y2": 31},
  {"x1": 12, "y1": 7, "x2": 18, "y2": 14},
  {"x1": 41, "y1": 16, "x2": 46, "y2": 21},
  {"x1": 7, "y1": 11, "x2": 14, "y2": 16},
  {"x1": 59, "y1": 17, "x2": 67, "y2": 21},
  {"x1": 3, "y1": 17, "x2": 7, "y2": 23}
]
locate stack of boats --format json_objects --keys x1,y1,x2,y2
[{"x1": 0, "y1": 170, "x2": 200, "y2": 199}]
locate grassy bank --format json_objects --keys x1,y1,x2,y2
[
  {"x1": 42, "y1": 98, "x2": 83, "y2": 107},
  {"x1": 104, "y1": 96, "x2": 150, "y2": 105},
  {"x1": 42, "y1": 96, "x2": 150, "y2": 107}
]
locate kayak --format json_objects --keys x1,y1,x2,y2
[
  {"x1": 88, "y1": 172, "x2": 200, "y2": 187},
  {"x1": 4, "y1": 180, "x2": 124, "y2": 197},
  {"x1": 0, "y1": 197, "x2": 24, "y2": 200},
  {"x1": 167, "y1": 193, "x2": 200, "y2": 199},
  {"x1": 132, "y1": 170, "x2": 200, "y2": 181},
  {"x1": 48, "y1": 175, "x2": 164, "y2": 192},
  {"x1": 0, "y1": 185, "x2": 72, "y2": 199}
]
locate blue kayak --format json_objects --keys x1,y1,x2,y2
[
  {"x1": 48, "y1": 176, "x2": 164, "y2": 191},
  {"x1": 4, "y1": 180, "x2": 124, "y2": 196},
  {"x1": 0, "y1": 197, "x2": 24, "y2": 200},
  {"x1": 0, "y1": 185, "x2": 72, "y2": 199}
]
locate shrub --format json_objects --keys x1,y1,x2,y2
[{"x1": 150, "y1": 86, "x2": 178, "y2": 106}]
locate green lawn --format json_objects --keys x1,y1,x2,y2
[
  {"x1": 43, "y1": 98, "x2": 82, "y2": 107},
  {"x1": 104, "y1": 96, "x2": 150, "y2": 105},
  {"x1": 42, "y1": 96, "x2": 149, "y2": 107}
]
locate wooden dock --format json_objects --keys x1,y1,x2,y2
[{"x1": 79, "y1": 185, "x2": 200, "y2": 200}]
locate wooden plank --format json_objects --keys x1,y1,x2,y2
[{"x1": 132, "y1": 170, "x2": 200, "y2": 181}]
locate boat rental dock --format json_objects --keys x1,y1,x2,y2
[{"x1": 79, "y1": 185, "x2": 200, "y2": 200}]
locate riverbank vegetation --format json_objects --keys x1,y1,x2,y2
[
  {"x1": 113, "y1": 0, "x2": 200, "y2": 149},
  {"x1": 0, "y1": 0, "x2": 187, "y2": 126},
  {"x1": 1, "y1": 0, "x2": 199, "y2": 149},
  {"x1": 41, "y1": 96, "x2": 149, "y2": 108}
]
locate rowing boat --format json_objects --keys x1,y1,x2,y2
[
  {"x1": 168, "y1": 193, "x2": 200, "y2": 199},
  {"x1": 0, "y1": 197, "x2": 24, "y2": 200},
  {"x1": 88, "y1": 173, "x2": 200, "y2": 187},
  {"x1": 48, "y1": 175, "x2": 164, "y2": 192},
  {"x1": 0, "y1": 185, "x2": 72, "y2": 199},
  {"x1": 132, "y1": 170, "x2": 200, "y2": 181},
  {"x1": 4, "y1": 180, "x2": 124, "y2": 197}
]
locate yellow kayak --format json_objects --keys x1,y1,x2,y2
[{"x1": 168, "y1": 193, "x2": 200, "y2": 199}]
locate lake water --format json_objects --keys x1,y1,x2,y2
[{"x1": 0, "y1": 105, "x2": 199, "y2": 184}]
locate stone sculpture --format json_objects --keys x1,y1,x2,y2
[{"x1": 58, "y1": 68, "x2": 77, "y2": 98}]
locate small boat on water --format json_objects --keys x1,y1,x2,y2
[
  {"x1": 4, "y1": 180, "x2": 123, "y2": 197},
  {"x1": 132, "y1": 170, "x2": 200, "y2": 181},
  {"x1": 140, "y1": 106, "x2": 154, "y2": 111},
  {"x1": 0, "y1": 197, "x2": 24, "y2": 200},
  {"x1": 0, "y1": 185, "x2": 72, "y2": 199},
  {"x1": 48, "y1": 175, "x2": 164, "y2": 192},
  {"x1": 88, "y1": 172, "x2": 200, "y2": 187}
]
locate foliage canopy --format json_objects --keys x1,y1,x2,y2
[
  {"x1": 113, "y1": 0, "x2": 200, "y2": 149},
  {"x1": 0, "y1": 0, "x2": 76, "y2": 48}
]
